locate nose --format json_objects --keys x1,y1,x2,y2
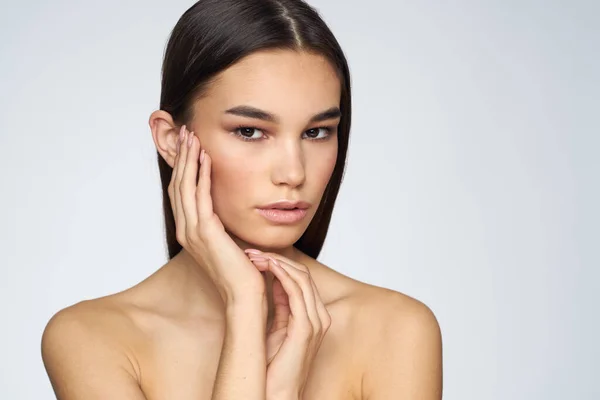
[{"x1": 271, "y1": 139, "x2": 306, "y2": 188}]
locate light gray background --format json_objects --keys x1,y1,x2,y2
[{"x1": 1, "y1": 1, "x2": 598, "y2": 399}]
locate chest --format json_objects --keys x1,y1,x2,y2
[{"x1": 137, "y1": 322, "x2": 362, "y2": 400}]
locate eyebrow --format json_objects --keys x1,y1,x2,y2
[{"x1": 224, "y1": 105, "x2": 342, "y2": 124}]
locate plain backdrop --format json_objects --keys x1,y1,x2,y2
[{"x1": 1, "y1": 0, "x2": 598, "y2": 399}]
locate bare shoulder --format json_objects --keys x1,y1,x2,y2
[
  {"x1": 344, "y1": 281, "x2": 443, "y2": 399},
  {"x1": 42, "y1": 295, "x2": 142, "y2": 361},
  {"x1": 350, "y1": 282, "x2": 441, "y2": 335},
  {"x1": 41, "y1": 295, "x2": 146, "y2": 399},
  {"x1": 311, "y1": 258, "x2": 440, "y2": 332}
]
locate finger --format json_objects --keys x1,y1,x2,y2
[
  {"x1": 180, "y1": 128, "x2": 199, "y2": 227},
  {"x1": 266, "y1": 253, "x2": 308, "y2": 273},
  {"x1": 269, "y1": 260, "x2": 318, "y2": 340},
  {"x1": 247, "y1": 256, "x2": 270, "y2": 272},
  {"x1": 168, "y1": 132, "x2": 181, "y2": 221},
  {"x1": 264, "y1": 253, "x2": 327, "y2": 318},
  {"x1": 247, "y1": 255, "x2": 289, "y2": 333},
  {"x1": 172, "y1": 125, "x2": 187, "y2": 232},
  {"x1": 263, "y1": 254, "x2": 321, "y2": 333},
  {"x1": 269, "y1": 275, "x2": 290, "y2": 333},
  {"x1": 267, "y1": 259, "x2": 312, "y2": 338},
  {"x1": 196, "y1": 148, "x2": 214, "y2": 221},
  {"x1": 309, "y1": 278, "x2": 330, "y2": 332},
  {"x1": 307, "y1": 278, "x2": 330, "y2": 354}
]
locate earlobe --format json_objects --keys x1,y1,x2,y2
[{"x1": 149, "y1": 110, "x2": 179, "y2": 167}]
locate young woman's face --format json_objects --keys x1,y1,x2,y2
[{"x1": 189, "y1": 49, "x2": 341, "y2": 250}]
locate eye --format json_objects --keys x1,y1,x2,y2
[
  {"x1": 233, "y1": 126, "x2": 265, "y2": 141},
  {"x1": 303, "y1": 127, "x2": 331, "y2": 140}
]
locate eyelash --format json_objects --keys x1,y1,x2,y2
[{"x1": 232, "y1": 125, "x2": 334, "y2": 142}]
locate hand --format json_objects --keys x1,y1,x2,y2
[
  {"x1": 169, "y1": 125, "x2": 266, "y2": 305},
  {"x1": 245, "y1": 250, "x2": 332, "y2": 399}
]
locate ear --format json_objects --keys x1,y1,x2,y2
[{"x1": 148, "y1": 110, "x2": 180, "y2": 168}]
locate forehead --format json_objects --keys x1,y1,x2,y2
[{"x1": 199, "y1": 49, "x2": 341, "y2": 120}]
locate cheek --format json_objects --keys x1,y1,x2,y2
[
  {"x1": 208, "y1": 145, "x2": 260, "y2": 212},
  {"x1": 309, "y1": 143, "x2": 338, "y2": 189}
]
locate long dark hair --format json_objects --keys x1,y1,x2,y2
[{"x1": 158, "y1": 0, "x2": 352, "y2": 260}]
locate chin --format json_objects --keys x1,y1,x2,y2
[{"x1": 233, "y1": 225, "x2": 306, "y2": 251}]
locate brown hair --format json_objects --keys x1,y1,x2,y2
[{"x1": 157, "y1": 0, "x2": 352, "y2": 259}]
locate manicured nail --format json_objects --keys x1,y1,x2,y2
[
  {"x1": 268, "y1": 257, "x2": 281, "y2": 267},
  {"x1": 200, "y1": 149, "x2": 205, "y2": 163},
  {"x1": 249, "y1": 256, "x2": 268, "y2": 262},
  {"x1": 244, "y1": 249, "x2": 262, "y2": 255}
]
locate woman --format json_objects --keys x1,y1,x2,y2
[{"x1": 41, "y1": 0, "x2": 442, "y2": 398}]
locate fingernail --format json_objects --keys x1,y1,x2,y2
[
  {"x1": 249, "y1": 256, "x2": 268, "y2": 262},
  {"x1": 200, "y1": 149, "x2": 205, "y2": 163},
  {"x1": 268, "y1": 257, "x2": 281, "y2": 267},
  {"x1": 245, "y1": 249, "x2": 262, "y2": 255}
]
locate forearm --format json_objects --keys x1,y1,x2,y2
[{"x1": 211, "y1": 299, "x2": 267, "y2": 400}]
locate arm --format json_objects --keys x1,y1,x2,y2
[
  {"x1": 41, "y1": 307, "x2": 147, "y2": 400},
  {"x1": 363, "y1": 294, "x2": 443, "y2": 400},
  {"x1": 211, "y1": 299, "x2": 268, "y2": 399}
]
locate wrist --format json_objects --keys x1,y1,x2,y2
[
  {"x1": 222, "y1": 284, "x2": 265, "y2": 305},
  {"x1": 225, "y1": 294, "x2": 267, "y2": 319}
]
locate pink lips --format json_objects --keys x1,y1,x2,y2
[{"x1": 257, "y1": 200, "x2": 310, "y2": 224}]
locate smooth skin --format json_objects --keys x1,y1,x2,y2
[
  {"x1": 41, "y1": 49, "x2": 442, "y2": 399},
  {"x1": 172, "y1": 123, "x2": 331, "y2": 399}
]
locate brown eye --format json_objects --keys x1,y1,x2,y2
[
  {"x1": 305, "y1": 128, "x2": 319, "y2": 138},
  {"x1": 240, "y1": 127, "x2": 256, "y2": 137},
  {"x1": 234, "y1": 126, "x2": 265, "y2": 141},
  {"x1": 303, "y1": 127, "x2": 330, "y2": 140}
]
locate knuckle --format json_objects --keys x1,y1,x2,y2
[
  {"x1": 324, "y1": 314, "x2": 332, "y2": 330},
  {"x1": 290, "y1": 284, "x2": 303, "y2": 298},
  {"x1": 299, "y1": 323, "x2": 313, "y2": 340},
  {"x1": 297, "y1": 263, "x2": 309, "y2": 273},
  {"x1": 175, "y1": 232, "x2": 187, "y2": 246},
  {"x1": 174, "y1": 172, "x2": 182, "y2": 185},
  {"x1": 299, "y1": 272, "x2": 311, "y2": 285},
  {"x1": 198, "y1": 225, "x2": 211, "y2": 241},
  {"x1": 179, "y1": 178, "x2": 189, "y2": 192},
  {"x1": 314, "y1": 324, "x2": 323, "y2": 337},
  {"x1": 185, "y1": 225, "x2": 197, "y2": 242}
]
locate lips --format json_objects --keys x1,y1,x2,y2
[
  {"x1": 256, "y1": 200, "x2": 311, "y2": 224},
  {"x1": 258, "y1": 200, "x2": 310, "y2": 210},
  {"x1": 257, "y1": 208, "x2": 308, "y2": 224}
]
